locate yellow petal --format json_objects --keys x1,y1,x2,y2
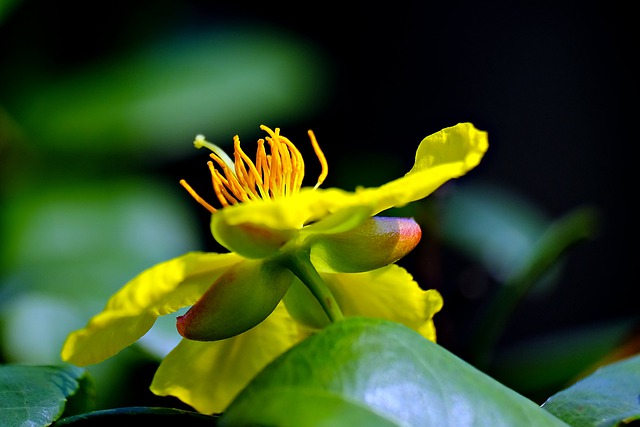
[
  {"x1": 210, "y1": 123, "x2": 487, "y2": 240},
  {"x1": 61, "y1": 251, "x2": 242, "y2": 365},
  {"x1": 409, "y1": 121, "x2": 488, "y2": 174},
  {"x1": 300, "y1": 205, "x2": 372, "y2": 235},
  {"x1": 150, "y1": 302, "x2": 309, "y2": 414},
  {"x1": 356, "y1": 122, "x2": 489, "y2": 215},
  {"x1": 217, "y1": 189, "x2": 349, "y2": 231},
  {"x1": 322, "y1": 264, "x2": 443, "y2": 342}
]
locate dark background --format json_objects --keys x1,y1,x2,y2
[
  {"x1": 1, "y1": 0, "x2": 636, "y2": 405},
  {"x1": 191, "y1": 1, "x2": 634, "y2": 343}
]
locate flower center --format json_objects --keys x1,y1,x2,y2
[{"x1": 180, "y1": 125, "x2": 328, "y2": 213}]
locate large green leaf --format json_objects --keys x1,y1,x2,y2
[
  {"x1": 221, "y1": 317, "x2": 569, "y2": 426},
  {"x1": 0, "y1": 364, "x2": 85, "y2": 427},
  {"x1": 542, "y1": 354, "x2": 640, "y2": 427}
]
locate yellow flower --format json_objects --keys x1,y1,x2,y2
[{"x1": 61, "y1": 123, "x2": 488, "y2": 414}]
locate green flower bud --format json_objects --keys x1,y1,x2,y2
[
  {"x1": 177, "y1": 259, "x2": 294, "y2": 341},
  {"x1": 309, "y1": 217, "x2": 422, "y2": 273}
]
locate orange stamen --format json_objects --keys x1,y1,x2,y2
[
  {"x1": 179, "y1": 179, "x2": 216, "y2": 213},
  {"x1": 181, "y1": 126, "x2": 329, "y2": 212},
  {"x1": 308, "y1": 129, "x2": 328, "y2": 189}
]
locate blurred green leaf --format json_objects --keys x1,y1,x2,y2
[
  {"x1": 439, "y1": 181, "x2": 555, "y2": 287},
  {"x1": 470, "y1": 205, "x2": 599, "y2": 368},
  {"x1": 1, "y1": 177, "x2": 199, "y2": 297},
  {"x1": 3, "y1": 27, "x2": 332, "y2": 158},
  {"x1": 491, "y1": 317, "x2": 640, "y2": 400},
  {"x1": 0, "y1": 178, "x2": 199, "y2": 364},
  {"x1": 0, "y1": 364, "x2": 85, "y2": 427},
  {"x1": 503, "y1": 206, "x2": 598, "y2": 287},
  {"x1": 542, "y1": 354, "x2": 640, "y2": 427},
  {"x1": 0, "y1": 0, "x2": 20, "y2": 25},
  {"x1": 221, "y1": 317, "x2": 569, "y2": 427},
  {"x1": 1, "y1": 294, "x2": 83, "y2": 364}
]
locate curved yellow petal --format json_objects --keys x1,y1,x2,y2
[
  {"x1": 150, "y1": 302, "x2": 309, "y2": 414},
  {"x1": 322, "y1": 264, "x2": 443, "y2": 342},
  {"x1": 409, "y1": 121, "x2": 488, "y2": 175},
  {"x1": 345, "y1": 122, "x2": 489, "y2": 216},
  {"x1": 210, "y1": 123, "x2": 488, "y2": 246},
  {"x1": 61, "y1": 251, "x2": 243, "y2": 366}
]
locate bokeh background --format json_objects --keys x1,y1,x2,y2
[{"x1": 1, "y1": 0, "x2": 635, "y2": 410}]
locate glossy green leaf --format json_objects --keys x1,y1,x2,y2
[
  {"x1": 0, "y1": 364, "x2": 85, "y2": 427},
  {"x1": 542, "y1": 354, "x2": 640, "y2": 427},
  {"x1": 53, "y1": 407, "x2": 218, "y2": 426},
  {"x1": 221, "y1": 317, "x2": 569, "y2": 427}
]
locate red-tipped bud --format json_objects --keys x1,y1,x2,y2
[
  {"x1": 309, "y1": 216, "x2": 422, "y2": 273},
  {"x1": 177, "y1": 260, "x2": 294, "y2": 341}
]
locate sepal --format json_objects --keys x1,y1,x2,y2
[
  {"x1": 177, "y1": 260, "x2": 294, "y2": 341},
  {"x1": 282, "y1": 279, "x2": 331, "y2": 330},
  {"x1": 211, "y1": 214, "x2": 298, "y2": 259}
]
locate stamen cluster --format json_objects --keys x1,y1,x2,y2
[{"x1": 181, "y1": 125, "x2": 328, "y2": 213}]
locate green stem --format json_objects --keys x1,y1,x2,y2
[{"x1": 278, "y1": 249, "x2": 344, "y2": 323}]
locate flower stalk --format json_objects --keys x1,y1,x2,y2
[{"x1": 277, "y1": 248, "x2": 344, "y2": 323}]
